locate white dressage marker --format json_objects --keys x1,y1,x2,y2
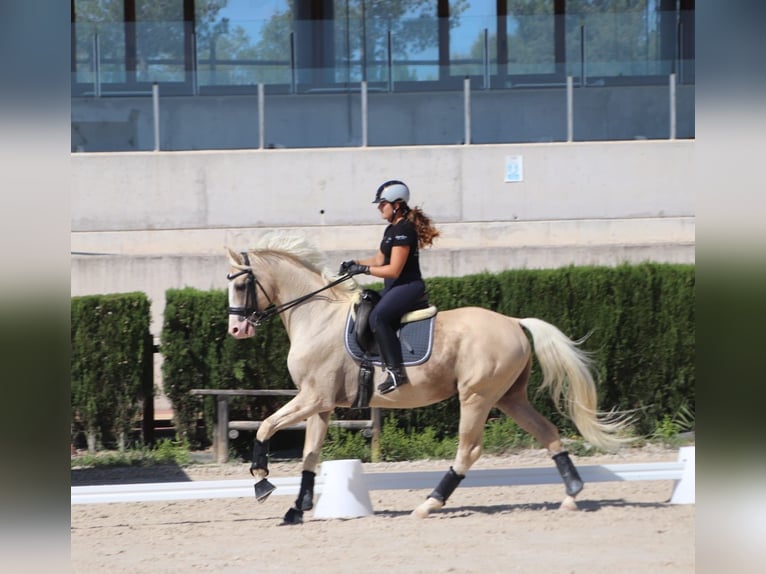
[
  {"x1": 669, "y1": 446, "x2": 695, "y2": 504},
  {"x1": 312, "y1": 459, "x2": 374, "y2": 519}
]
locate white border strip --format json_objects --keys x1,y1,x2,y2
[{"x1": 72, "y1": 461, "x2": 686, "y2": 505}]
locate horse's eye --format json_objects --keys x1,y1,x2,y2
[{"x1": 234, "y1": 282, "x2": 246, "y2": 292}]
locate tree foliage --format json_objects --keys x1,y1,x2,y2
[{"x1": 453, "y1": 0, "x2": 660, "y2": 77}]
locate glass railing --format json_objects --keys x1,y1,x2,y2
[
  {"x1": 72, "y1": 11, "x2": 693, "y2": 96},
  {"x1": 70, "y1": 10, "x2": 694, "y2": 151}
]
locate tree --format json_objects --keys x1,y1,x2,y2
[
  {"x1": 566, "y1": 0, "x2": 658, "y2": 76},
  {"x1": 75, "y1": 1, "x2": 472, "y2": 86},
  {"x1": 210, "y1": 0, "x2": 470, "y2": 85},
  {"x1": 73, "y1": 0, "x2": 229, "y2": 83},
  {"x1": 452, "y1": 0, "x2": 659, "y2": 79}
]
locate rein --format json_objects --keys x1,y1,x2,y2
[{"x1": 227, "y1": 252, "x2": 355, "y2": 327}]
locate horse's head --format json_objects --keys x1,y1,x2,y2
[
  {"x1": 225, "y1": 233, "x2": 361, "y2": 339},
  {"x1": 226, "y1": 248, "x2": 260, "y2": 339}
]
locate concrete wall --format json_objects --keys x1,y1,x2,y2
[
  {"x1": 72, "y1": 140, "x2": 693, "y2": 231},
  {"x1": 72, "y1": 140, "x2": 695, "y2": 338}
]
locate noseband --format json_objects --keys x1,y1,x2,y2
[
  {"x1": 227, "y1": 251, "x2": 355, "y2": 326},
  {"x1": 227, "y1": 253, "x2": 275, "y2": 325}
]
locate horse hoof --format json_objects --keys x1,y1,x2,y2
[
  {"x1": 281, "y1": 506, "x2": 304, "y2": 525},
  {"x1": 254, "y1": 478, "x2": 277, "y2": 503},
  {"x1": 412, "y1": 497, "x2": 443, "y2": 518},
  {"x1": 559, "y1": 495, "x2": 579, "y2": 511}
]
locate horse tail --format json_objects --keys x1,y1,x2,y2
[{"x1": 519, "y1": 317, "x2": 631, "y2": 452}]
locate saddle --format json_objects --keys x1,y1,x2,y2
[{"x1": 344, "y1": 289, "x2": 437, "y2": 407}]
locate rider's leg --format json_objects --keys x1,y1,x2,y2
[
  {"x1": 369, "y1": 282, "x2": 423, "y2": 394},
  {"x1": 373, "y1": 320, "x2": 409, "y2": 394}
]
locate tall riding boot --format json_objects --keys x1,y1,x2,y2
[{"x1": 374, "y1": 323, "x2": 409, "y2": 394}]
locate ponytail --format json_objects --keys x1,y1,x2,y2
[{"x1": 406, "y1": 206, "x2": 440, "y2": 248}]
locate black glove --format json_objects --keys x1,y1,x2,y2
[
  {"x1": 346, "y1": 264, "x2": 370, "y2": 276},
  {"x1": 338, "y1": 260, "x2": 356, "y2": 274}
]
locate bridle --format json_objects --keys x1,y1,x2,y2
[{"x1": 227, "y1": 251, "x2": 355, "y2": 326}]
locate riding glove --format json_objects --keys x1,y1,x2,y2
[
  {"x1": 338, "y1": 260, "x2": 356, "y2": 274},
  {"x1": 346, "y1": 264, "x2": 370, "y2": 276}
]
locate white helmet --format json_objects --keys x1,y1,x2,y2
[{"x1": 373, "y1": 180, "x2": 410, "y2": 204}]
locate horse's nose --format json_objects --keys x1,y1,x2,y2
[{"x1": 229, "y1": 318, "x2": 252, "y2": 338}]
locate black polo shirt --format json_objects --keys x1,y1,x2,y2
[{"x1": 380, "y1": 219, "x2": 421, "y2": 289}]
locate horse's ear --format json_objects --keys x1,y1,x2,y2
[{"x1": 226, "y1": 247, "x2": 243, "y2": 266}]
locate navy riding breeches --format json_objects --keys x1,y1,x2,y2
[{"x1": 369, "y1": 280, "x2": 426, "y2": 334}]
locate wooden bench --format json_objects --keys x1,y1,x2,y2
[{"x1": 190, "y1": 389, "x2": 380, "y2": 463}]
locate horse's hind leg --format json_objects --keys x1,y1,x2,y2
[
  {"x1": 494, "y1": 360, "x2": 583, "y2": 510},
  {"x1": 412, "y1": 394, "x2": 494, "y2": 519}
]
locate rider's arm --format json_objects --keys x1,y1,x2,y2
[
  {"x1": 356, "y1": 250, "x2": 385, "y2": 267},
  {"x1": 368, "y1": 245, "x2": 409, "y2": 279}
]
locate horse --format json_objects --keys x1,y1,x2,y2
[{"x1": 225, "y1": 231, "x2": 630, "y2": 524}]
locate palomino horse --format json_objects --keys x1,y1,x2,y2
[{"x1": 226, "y1": 232, "x2": 628, "y2": 524}]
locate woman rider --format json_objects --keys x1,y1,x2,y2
[{"x1": 340, "y1": 180, "x2": 440, "y2": 394}]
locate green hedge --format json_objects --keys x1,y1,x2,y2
[
  {"x1": 70, "y1": 265, "x2": 694, "y2": 452},
  {"x1": 71, "y1": 292, "x2": 153, "y2": 451},
  {"x1": 428, "y1": 264, "x2": 695, "y2": 436},
  {"x1": 160, "y1": 263, "x2": 694, "y2": 446},
  {"x1": 161, "y1": 288, "x2": 292, "y2": 444}
]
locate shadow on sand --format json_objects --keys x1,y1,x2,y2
[
  {"x1": 374, "y1": 498, "x2": 669, "y2": 518},
  {"x1": 71, "y1": 463, "x2": 193, "y2": 486}
]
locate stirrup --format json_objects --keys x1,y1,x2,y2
[{"x1": 378, "y1": 367, "x2": 409, "y2": 395}]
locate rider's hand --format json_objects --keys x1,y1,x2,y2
[
  {"x1": 346, "y1": 264, "x2": 370, "y2": 276},
  {"x1": 338, "y1": 260, "x2": 355, "y2": 274}
]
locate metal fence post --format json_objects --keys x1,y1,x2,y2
[
  {"x1": 258, "y1": 83, "x2": 265, "y2": 149},
  {"x1": 483, "y1": 28, "x2": 490, "y2": 90},
  {"x1": 93, "y1": 33, "x2": 101, "y2": 97},
  {"x1": 152, "y1": 83, "x2": 160, "y2": 151},
  {"x1": 290, "y1": 32, "x2": 296, "y2": 94},
  {"x1": 669, "y1": 73, "x2": 677, "y2": 140},
  {"x1": 580, "y1": 25, "x2": 586, "y2": 87},
  {"x1": 464, "y1": 77, "x2": 471, "y2": 145},
  {"x1": 387, "y1": 30, "x2": 394, "y2": 92},
  {"x1": 567, "y1": 76, "x2": 574, "y2": 142},
  {"x1": 361, "y1": 80, "x2": 368, "y2": 147}
]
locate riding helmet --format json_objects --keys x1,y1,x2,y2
[{"x1": 373, "y1": 180, "x2": 410, "y2": 204}]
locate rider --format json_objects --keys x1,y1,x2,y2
[{"x1": 340, "y1": 180, "x2": 440, "y2": 394}]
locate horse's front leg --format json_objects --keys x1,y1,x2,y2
[
  {"x1": 249, "y1": 391, "x2": 328, "y2": 502},
  {"x1": 281, "y1": 411, "x2": 331, "y2": 525}
]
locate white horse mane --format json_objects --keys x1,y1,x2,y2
[
  {"x1": 229, "y1": 230, "x2": 359, "y2": 292},
  {"x1": 254, "y1": 230, "x2": 328, "y2": 271}
]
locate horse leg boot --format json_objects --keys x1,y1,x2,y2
[
  {"x1": 374, "y1": 323, "x2": 409, "y2": 395},
  {"x1": 552, "y1": 451, "x2": 584, "y2": 510},
  {"x1": 282, "y1": 470, "x2": 316, "y2": 525},
  {"x1": 250, "y1": 439, "x2": 277, "y2": 502},
  {"x1": 494, "y1": 387, "x2": 582, "y2": 511},
  {"x1": 412, "y1": 467, "x2": 465, "y2": 518}
]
